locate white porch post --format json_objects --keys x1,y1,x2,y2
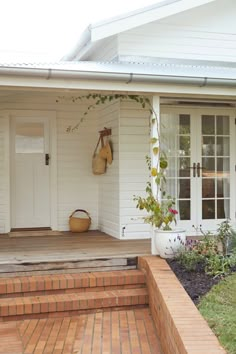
[{"x1": 151, "y1": 95, "x2": 160, "y2": 255}]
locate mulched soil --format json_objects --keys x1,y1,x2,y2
[{"x1": 167, "y1": 259, "x2": 236, "y2": 304}]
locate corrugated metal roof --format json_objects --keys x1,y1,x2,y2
[{"x1": 0, "y1": 60, "x2": 236, "y2": 80}]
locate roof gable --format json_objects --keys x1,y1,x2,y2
[{"x1": 90, "y1": 0, "x2": 216, "y2": 41}]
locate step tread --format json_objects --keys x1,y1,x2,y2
[
  {"x1": 0, "y1": 270, "x2": 145, "y2": 295},
  {"x1": 0, "y1": 288, "x2": 148, "y2": 317}
]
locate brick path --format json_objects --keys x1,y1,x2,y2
[{"x1": 0, "y1": 308, "x2": 162, "y2": 354}]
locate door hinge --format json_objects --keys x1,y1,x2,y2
[{"x1": 235, "y1": 118, "x2": 236, "y2": 125}]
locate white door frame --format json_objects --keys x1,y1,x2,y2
[{"x1": 9, "y1": 110, "x2": 57, "y2": 230}]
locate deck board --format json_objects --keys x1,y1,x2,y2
[{"x1": 0, "y1": 231, "x2": 151, "y2": 265}]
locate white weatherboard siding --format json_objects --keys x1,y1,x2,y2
[
  {"x1": 57, "y1": 108, "x2": 98, "y2": 231},
  {"x1": 98, "y1": 100, "x2": 120, "y2": 238},
  {"x1": 119, "y1": 100, "x2": 150, "y2": 239},
  {"x1": 85, "y1": 36, "x2": 118, "y2": 61},
  {"x1": 0, "y1": 94, "x2": 99, "y2": 232},
  {"x1": 118, "y1": 0, "x2": 236, "y2": 63},
  {"x1": 0, "y1": 114, "x2": 10, "y2": 233},
  {"x1": 0, "y1": 93, "x2": 152, "y2": 239}
]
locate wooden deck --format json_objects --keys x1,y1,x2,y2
[{"x1": 0, "y1": 231, "x2": 151, "y2": 275}]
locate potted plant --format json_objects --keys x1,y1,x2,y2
[{"x1": 134, "y1": 155, "x2": 186, "y2": 258}]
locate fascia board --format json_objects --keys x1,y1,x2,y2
[{"x1": 90, "y1": 0, "x2": 216, "y2": 41}]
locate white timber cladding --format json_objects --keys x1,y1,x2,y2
[
  {"x1": 119, "y1": 99, "x2": 150, "y2": 239},
  {"x1": 0, "y1": 93, "x2": 152, "y2": 239},
  {"x1": 97, "y1": 100, "x2": 120, "y2": 238},
  {"x1": 118, "y1": 0, "x2": 236, "y2": 63},
  {"x1": 0, "y1": 113, "x2": 10, "y2": 233},
  {"x1": 0, "y1": 94, "x2": 99, "y2": 232},
  {"x1": 85, "y1": 36, "x2": 118, "y2": 61}
]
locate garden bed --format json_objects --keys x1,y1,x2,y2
[{"x1": 167, "y1": 258, "x2": 236, "y2": 304}]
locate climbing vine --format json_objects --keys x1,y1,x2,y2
[{"x1": 56, "y1": 93, "x2": 175, "y2": 227}]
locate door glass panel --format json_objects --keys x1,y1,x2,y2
[
  {"x1": 216, "y1": 137, "x2": 229, "y2": 156},
  {"x1": 202, "y1": 136, "x2": 215, "y2": 156},
  {"x1": 202, "y1": 115, "x2": 215, "y2": 134},
  {"x1": 178, "y1": 200, "x2": 190, "y2": 220},
  {"x1": 15, "y1": 123, "x2": 44, "y2": 153},
  {"x1": 201, "y1": 115, "x2": 230, "y2": 220},
  {"x1": 217, "y1": 179, "x2": 230, "y2": 198},
  {"x1": 161, "y1": 113, "x2": 191, "y2": 222},
  {"x1": 202, "y1": 158, "x2": 215, "y2": 176},
  {"x1": 178, "y1": 179, "x2": 190, "y2": 199},
  {"x1": 217, "y1": 200, "x2": 230, "y2": 219},
  {"x1": 217, "y1": 116, "x2": 229, "y2": 135},
  {"x1": 178, "y1": 158, "x2": 190, "y2": 177},
  {"x1": 179, "y1": 136, "x2": 190, "y2": 156},
  {"x1": 202, "y1": 200, "x2": 215, "y2": 219},
  {"x1": 217, "y1": 158, "x2": 230, "y2": 174},
  {"x1": 202, "y1": 179, "x2": 215, "y2": 198},
  {"x1": 179, "y1": 114, "x2": 190, "y2": 134}
]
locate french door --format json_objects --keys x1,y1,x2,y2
[{"x1": 161, "y1": 108, "x2": 235, "y2": 235}]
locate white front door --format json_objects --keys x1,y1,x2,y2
[
  {"x1": 11, "y1": 116, "x2": 51, "y2": 228},
  {"x1": 161, "y1": 108, "x2": 235, "y2": 235}
]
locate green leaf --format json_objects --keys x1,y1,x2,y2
[
  {"x1": 150, "y1": 138, "x2": 158, "y2": 144},
  {"x1": 153, "y1": 147, "x2": 159, "y2": 155},
  {"x1": 160, "y1": 160, "x2": 168, "y2": 169}
]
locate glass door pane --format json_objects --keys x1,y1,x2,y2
[
  {"x1": 161, "y1": 113, "x2": 191, "y2": 221},
  {"x1": 201, "y1": 115, "x2": 230, "y2": 220}
]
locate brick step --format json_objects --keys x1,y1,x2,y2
[
  {"x1": 0, "y1": 288, "x2": 149, "y2": 321},
  {"x1": 0, "y1": 270, "x2": 145, "y2": 298}
]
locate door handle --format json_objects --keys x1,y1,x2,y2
[
  {"x1": 189, "y1": 163, "x2": 196, "y2": 177},
  {"x1": 45, "y1": 153, "x2": 50, "y2": 166}
]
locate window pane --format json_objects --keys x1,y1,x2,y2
[
  {"x1": 217, "y1": 137, "x2": 229, "y2": 156},
  {"x1": 202, "y1": 200, "x2": 215, "y2": 219},
  {"x1": 202, "y1": 158, "x2": 215, "y2": 177},
  {"x1": 217, "y1": 200, "x2": 230, "y2": 219},
  {"x1": 178, "y1": 158, "x2": 190, "y2": 177},
  {"x1": 217, "y1": 179, "x2": 230, "y2": 198},
  {"x1": 217, "y1": 158, "x2": 230, "y2": 174},
  {"x1": 217, "y1": 116, "x2": 229, "y2": 135},
  {"x1": 202, "y1": 136, "x2": 215, "y2": 156},
  {"x1": 16, "y1": 123, "x2": 44, "y2": 153},
  {"x1": 179, "y1": 136, "x2": 190, "y2": 156},
  {"x1": 179, "y1": 114, "x2": 190, "y2": 134},
  {"x1": 202, "y1": 179, "x2": 215, "y2": 198},
  {"x1": 178, "y1": 179, "x2": 190, "y2": 199},
  {"x1": 178, "y1": 200, "x2": 190, "y2": 220},
  {"x1": 202, "y1": 115, "x2": 215, "y2": 135}
]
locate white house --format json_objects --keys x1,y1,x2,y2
[{"x1": 0, "y1": 0, "x2": 236, "y2": 254}]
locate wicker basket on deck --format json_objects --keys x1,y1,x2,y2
[{"x1": 69, "y1": 209, "x2": 91, "y2": 232}]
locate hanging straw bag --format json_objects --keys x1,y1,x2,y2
[
  {"x1": 92, "y1": 136, "x2": 106, "y2": 175},
  {"x1": 69, "y1": 209, "x2": 91, "y2": 232}
]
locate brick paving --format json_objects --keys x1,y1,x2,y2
[{"x1": 0, "y1": 308, "x2": 162, "y2": 354}]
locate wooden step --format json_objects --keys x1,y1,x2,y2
[
  {"x1": 0, "y1": 256, "x2": 137, "y2": 275},
  {"x1": 0, "y1": 288, "x2": 149, "y2": 321},
  {"x1": 0, "y1": 270, "x2": 145, "y2": 298}
]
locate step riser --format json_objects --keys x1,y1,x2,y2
[
  {"x1": 0, "y1": 305, "x2": 149, "y2": 322},
  {"x1": 0, "y1": 271, "x2": 145, "y2": 297},
  {"x1": 0, "y1": 257, "x2": 137, "y2": 274},
  {"x1": 0, "y1": 290, "x2": 148, "y2": 320},
  {"x1": 0, "y1": 284, "x2": 146, "y2": 298}
]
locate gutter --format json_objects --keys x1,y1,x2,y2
[{"x1": 0, "y1": 66, "x2": 236, "y2": 88}]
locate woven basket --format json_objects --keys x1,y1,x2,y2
[{"x1": 69, "y1": 209, "x2": 91, "y2": 233}]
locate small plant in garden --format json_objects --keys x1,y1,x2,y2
[{"x1": 176, "y1": 220, "x2": 236, "y2": 276}]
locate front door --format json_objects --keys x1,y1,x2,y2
[
  {"x1": 161, "y1": 108, "x2": 235, "y2": 235},
  {"x1": 11, "y1": 116, "x2": 51, "y2": 228}
]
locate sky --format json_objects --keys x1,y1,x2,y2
[{"x1": 0, "y1": 0, "x2": 159, "y2": 62}]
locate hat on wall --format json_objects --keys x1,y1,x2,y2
[{"x1": 99, "y1": 141, "x2": 113, "y2": 164}]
